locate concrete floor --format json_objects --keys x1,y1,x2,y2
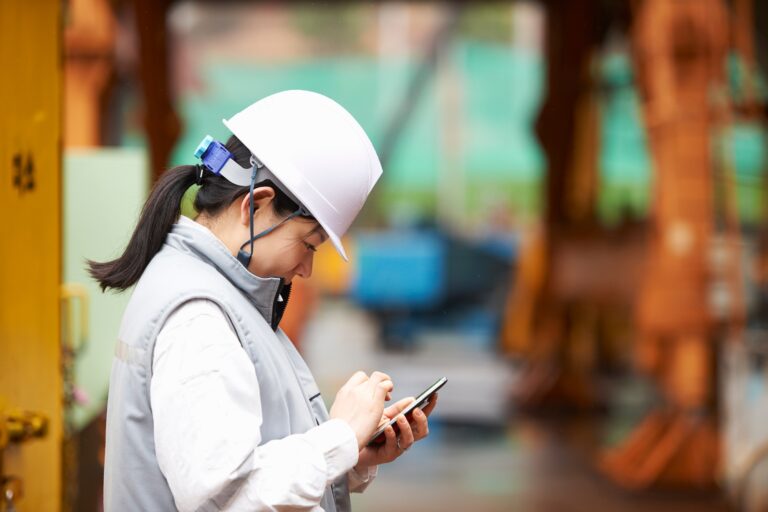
[{"x1": 351, "y1": 419, "x2": 733, "y2": 512}]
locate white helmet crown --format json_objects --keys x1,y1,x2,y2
[{"x1": 223, "y1": 90, "x2": 383, "y2": 261}]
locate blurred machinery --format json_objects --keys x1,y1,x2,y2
[
  {"x1": 65, "y1": 0, "x2": 179, "y2": 177},
  {"x1": 64, "y1": 0, "x2": 117, "y2": 147},
  {"x1": 502, "y1": 0, "x2": 768, "y2": 496},
  {"x1": 502, "y1": 0, "x2": 641, "y2": 412},
  {"x1": 721, "y1": 1, "x2": 768, "y2": 509},
  {"x1": 600, "y1": 0, "x2": 729, "y2": 488},
  {"x1": 352, "y1": 229, "x2": 514, "y2": 351},
  {"x1": 722, "y1": 335, "x2": 768, "y2": 511},
  {"x1": 346, "y1": 228, "x2": 518, "y2": 426}
]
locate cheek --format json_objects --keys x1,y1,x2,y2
[
  {"x1": 265, "y1": 244, "x2": 306, "y2": 274},
  {"x1": 248, "y1": 245, "x2": 291, "y2": 277},
  {"x1": 285, "y1": 250, "x2": 306, "y2": 271}
]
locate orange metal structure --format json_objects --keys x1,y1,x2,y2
[
  {"x1": 502, "y1": 0, "x2": 756, "y2": 489},
  {"x1": 600, "y1": 0, "x2": 729, "y2": 488},
  {"x1": 64, "y1": 0, "x2": 117, "y2": 148},
  {"x1": 501, "y1": 0, "x2": 641, "y2": 411}
]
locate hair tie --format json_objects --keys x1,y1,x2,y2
[{"x1": 196, "y1": 164, "x2": 205, "y2": 186}]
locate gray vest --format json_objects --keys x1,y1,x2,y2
[{"x1": 103, "y1": 218, "x2": 351, "y2": 511}]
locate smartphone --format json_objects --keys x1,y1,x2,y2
[{"x1": 367, "y1": 377, "x2": 447, "y2": 446}]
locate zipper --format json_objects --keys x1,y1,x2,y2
[
  {"x1": 271, "y1": 279, "x2": 294, "y2": 330},
  {"x1": 270, "y1": 278, "x2": 285, "y2": 330}
]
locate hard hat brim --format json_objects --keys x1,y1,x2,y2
[{"x1": 326, "y1": 230, "x2": 349, "y2": 262}]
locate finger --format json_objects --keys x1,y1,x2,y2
[
  {"x1": 386, "y1": 391, "x2": 392, "y2": 401},
  {"x1": 383, "y1": 425, "x2": 398, "y2": 457},
  {"x1": 345, "y1": 371, "x2": 369, "y2": 387},
  {"x1": 410, "y1": 407, "x2": 430, "y2": 440},
  {"x1": 397, "y1": 415, "x2": 415, "y2": 450},
  {"x1": 368, "y1": 371, "x2": 392, "y2": 385},
  {"x1": 384, "y1": 396, "x2": 414, "y2": 418},
  {"x1": 421, "y1": 393, "x2": 438, "y2": 417}
]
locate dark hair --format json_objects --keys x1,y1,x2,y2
[{"x1": 88, "y1": 136, "x2": 304, "y2": 292}]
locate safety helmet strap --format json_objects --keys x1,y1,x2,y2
[{"x1": 193, "y1": 135, "x2": 310, "y2": 269}]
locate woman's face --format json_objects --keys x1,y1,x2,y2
[{"x1": 244, "y1": 195, "x2": 328, "y2": 284}]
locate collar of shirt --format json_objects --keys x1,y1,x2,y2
[{"x1": 168, "y1": 216, "x2": 285, "y2": 327}]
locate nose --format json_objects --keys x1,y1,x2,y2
[{"x1": 295, "y1": 251, "x2": 314, "y2": 280}]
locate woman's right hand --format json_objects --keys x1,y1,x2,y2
[{"x1": 329, "y1": 371, "x2": 394, "y2": 450}]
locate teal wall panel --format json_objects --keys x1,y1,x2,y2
[{"x1": 63, "y1": 148, "x2": 149, "y2": 429}]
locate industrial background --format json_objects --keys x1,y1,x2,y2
[{"x1": 1, "y1": 0, "x2": 767, "y2": 511}]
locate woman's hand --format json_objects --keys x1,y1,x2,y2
[
  {"x1": 329, "y1": 371, "x2": 394, "y2": 450},
  {"x1": 355, "y1": 393, "x2": 438, "y2": 469}
]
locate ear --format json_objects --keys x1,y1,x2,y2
[{"x1": 238, "y1": 186, "x2": 276, "y2": 227}]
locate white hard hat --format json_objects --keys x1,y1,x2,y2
[{"x1": 223, "y1": 90, "x2": 383, "y2": 261}]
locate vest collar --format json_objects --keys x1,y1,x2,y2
[{"x1": 165, "y1": 216, "x2": 288, "y2": 329}]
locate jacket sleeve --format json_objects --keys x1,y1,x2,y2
[
  {"x1": 150, "y1": 299, "x2": 359, "y2": 511},
  {"x1": 349, "y1": 464, "x2": 378, "y2": 493}
]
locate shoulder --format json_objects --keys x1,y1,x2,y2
[
  {"x1": 153, "y1": 299, "x2": 241, "y2": 368},
  {"x1": 162, "y1": 298, "x2": 231, "y2": 333},
  {"x1": 125, "y1": 247, "x2": 239, "y2": 332}
]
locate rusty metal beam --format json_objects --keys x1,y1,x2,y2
[{"x1": 133, "y1": 0, "x2": 181, "y2": 181}]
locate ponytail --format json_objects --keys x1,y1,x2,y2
[
  {"x1": 88, "y1": 165, "x2": 198, "y2": 292},
  {"x1": 89, "y1": 135, "x2": 306, "y2": 292}
]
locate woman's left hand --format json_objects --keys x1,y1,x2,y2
[{"x1": 355, "y1": 393, "x2": 438, "y2": 469}]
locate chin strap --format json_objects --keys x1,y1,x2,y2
[
  {"x1": 236, "y1": 208, "x2": 304, "y2": 267},
  {"x1": 236, "y1": 157, "x2": 305, "y2": 267},
  {"x1": 236, "y1": 165, "x2": 259, "y2": 267}
]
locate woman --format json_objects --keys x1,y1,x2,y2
[{"x1": 90, "y1": 90, "x2": 436, "y2": 511}]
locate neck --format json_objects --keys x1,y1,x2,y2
[{"x1": 195, "y1": 211, "x2": 241, "y2": 260}]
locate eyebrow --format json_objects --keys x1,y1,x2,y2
[{"x1": 305, "y1": 224, "x2": 328, "y2": 243}]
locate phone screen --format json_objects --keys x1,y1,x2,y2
[{"x1": 367, "y1": 377, "x2": 447, "y2": 446}]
